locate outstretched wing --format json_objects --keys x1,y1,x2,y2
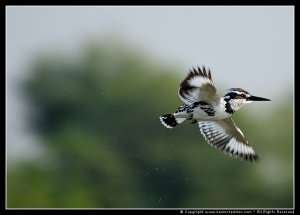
[
  {"x1": 198, "y1": 118, "x2": 258, "y2": 162},
  {"x1": 178, "y1": 66, "x2": 220, "y2": 105}
]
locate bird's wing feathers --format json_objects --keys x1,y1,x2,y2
[
  {"x1": 178, "y1": 66, "x2": 220, "y2": 105},
  {"x1": 198, "y1": 118, "x2": 258, "y2": 162}
]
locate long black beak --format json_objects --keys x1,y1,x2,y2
[{"x1": 248, "y1": 95, "x2": 271, "y2": 101}]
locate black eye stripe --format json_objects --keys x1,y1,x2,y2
[
  {"x1": 225, "y1": 92, "x2": 237, "y2": 98},
  {"x1": 225, "y1": 92, "x2": 248, "y2": 100}
]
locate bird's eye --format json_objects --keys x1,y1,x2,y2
[{"x1": 241, "y1": 94, "x2": 246, "y2": 98}]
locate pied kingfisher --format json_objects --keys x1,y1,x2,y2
[{"x1": 159, "y1": 66, "x2": 270, "y2": 162}]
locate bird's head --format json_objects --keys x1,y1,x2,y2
[{"x1": 224, "y1": 88, "x2": 271, "y2": 112}]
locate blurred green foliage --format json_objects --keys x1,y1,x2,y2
[{"x1": 7, "y1": 39, "x2": 293, "y2": 208}]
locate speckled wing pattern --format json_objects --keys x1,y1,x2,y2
[
  {"x1": 198, "y1": 118, "x2": 258, "y2": 162},
  {"x1": 178, "y1": 66, "x2": 220, "y2": 105}
]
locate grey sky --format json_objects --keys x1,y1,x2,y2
[
  {"x1": 7, "y1": 6, "x2": 294, "y2": 93},
  {"x1": 6, "y1": 6, "x2": 294, "y2": 161}
]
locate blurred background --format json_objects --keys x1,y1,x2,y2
[{"x1": 6, "y1": 6, "x2": 294, "y2": 208}]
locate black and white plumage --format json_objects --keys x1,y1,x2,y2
[{"x1": 159, "y1": 66, "x2": 270, "y2": 162}]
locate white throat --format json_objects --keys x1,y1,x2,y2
[{"x1": 228, "y1": 99, "x2": 252, "y2": 112}]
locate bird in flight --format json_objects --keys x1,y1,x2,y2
[{"x1": 159, "y1": 66, "x2": 270, "y2": 162}]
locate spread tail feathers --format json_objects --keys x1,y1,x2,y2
[{"x1": 159, "y1": 114, "x2": 186, "y2": 128}]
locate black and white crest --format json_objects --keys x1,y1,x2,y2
[
  {"x1": 228, "y1": 88, "x2": 250, "y2": 94},
  {"x1": 224, "y1": 88, "x2": 250, "y2": 100}
]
